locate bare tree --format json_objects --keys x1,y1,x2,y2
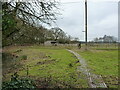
[
  {"x1": 50, "y1": 27, "x2": 63, "y2": 41},
  {"x1": 2, "y1": 0, "x2": 59, "y2": 46},
  {"x1": 2, "y1": 0, "x2": 59, "y2": 25}
]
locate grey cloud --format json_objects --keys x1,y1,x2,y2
[{"x1": 47, "y1": 1, "x2": 118, "y2": 41}]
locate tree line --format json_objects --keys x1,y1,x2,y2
[
  {"x1": 2, "y1": 0, "x2": 75, "y2": 47},
  {"x1": 93, "y1": 35, "x2": 117, "y2": 43}
]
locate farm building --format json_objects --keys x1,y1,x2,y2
[{"x1": 44, "y1": 41, "x2": 57, "y2": 46}]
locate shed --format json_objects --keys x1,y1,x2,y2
[{"x1": 44, "y1": 41, "x2": 57, "y2": 46}]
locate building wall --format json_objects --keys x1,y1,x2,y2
[{"x1": 44, "y1": 41, "x2": 52, "y2": 46}]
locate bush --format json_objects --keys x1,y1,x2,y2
[
  {"x1": 2, "y1": 72, "x2": 36, "y2": 89},
  {"x1": 21, "y1": 55, "x2": 27, "y2": 60}
]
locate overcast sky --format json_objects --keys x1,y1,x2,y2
[{"x1": 46, "y1": 0, "x2": 119, "y2": 41}]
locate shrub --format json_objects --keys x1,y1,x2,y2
[
  {"x1": 2, "y1": 72, "x2": 36, "y2": 89},
  {"x1": 21, "y1": 55, "x2": 27, "y2": 60}
]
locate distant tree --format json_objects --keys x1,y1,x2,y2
[
  {"x1": 103, "y1": 35, "x2": 117, "y2": 43},
  {"x1": 93, "y1": 35, "x2": 117, "y2": 43},
  {"x1": 47, "y1": 27, "x2": 73, "y2": 44},
  {"x1": 50, "y1": 27, "x2": 64, "y2": 41},
  {"x1": 65, "y1": 35, "x2": 72, "y2": 44},
  {"x1": 74, "y1": 37, "x2": 79, "y2": 42},
  {"x1": 94, "y1": 37, "x2": 99, "y2": 42}
]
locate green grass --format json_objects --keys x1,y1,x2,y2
[
  {"x1": 4, "y1": 45, "x2": 118, "y2": 88},
  {"x1": 75, "y1": 49, "x2": 118, "y2": 88},
  {"x1": 3, "y1": 46, "x2": 88, "y2": 88}
]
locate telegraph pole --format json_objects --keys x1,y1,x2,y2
[{"x1": 85, "y1": 0, "x2": 87, "y2": 50}]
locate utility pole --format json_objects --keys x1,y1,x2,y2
[{"x1": 85, "y1": 0, "x2": 87, "y2": 50}]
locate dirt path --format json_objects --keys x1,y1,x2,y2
[{"x1": 67, "y1": 49, "x2": 107, "y2": 88}]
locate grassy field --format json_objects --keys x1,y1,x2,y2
[
  {"x1": 2, "y1": 45, "x2": 118, "y2": 88},
  {"x1": 2, "y1": 46, "x2": 88, "y2": 88},
  {"x1": 74, "y1": 48, "x2": 118, "y2": 88}
]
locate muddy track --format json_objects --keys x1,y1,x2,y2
[{"x1": 67, "y1": 49, "x2": 107, "y2": 88}]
